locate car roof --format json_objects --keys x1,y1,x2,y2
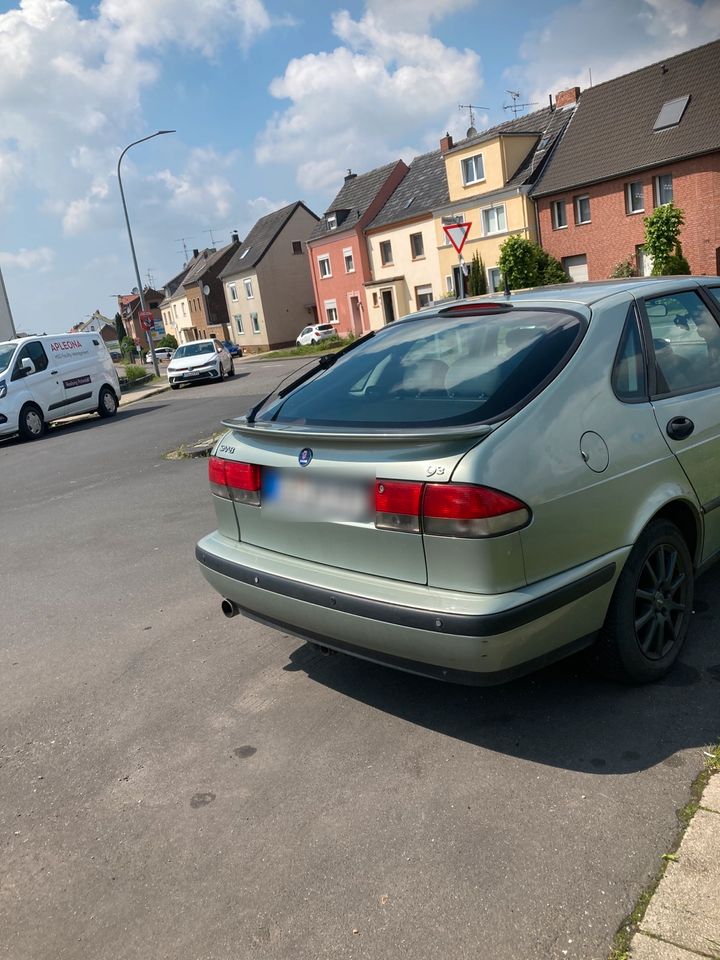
[{"x1": 405, "y1": 276, "x2": 720, "y2": 322}]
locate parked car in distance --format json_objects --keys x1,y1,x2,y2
[
  {"x1": 197, "y1": 277, "x2": 720, "y2": 686},
  {"x1": 145, "y1": 347, "x2": 174, "y2": 363},
  {"x1": 296, "y1": 323, "x2": 337, "y2": 346},
  {"x1": 0, "y1": 333, "x2": 120, "y2": 440},
  {"x1": 221, "y1": 340, "x2": 243, "y2": 358},
  {"x1": 166, "y1": 339, "x2": 234, "y2": 389}
]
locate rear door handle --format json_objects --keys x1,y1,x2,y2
[
  {"x1": 667, "y1": 416, "x2": 694, "y2": 440},
  {"x1": 50, "y1": 370, "x2": 58, "y2": 375}
]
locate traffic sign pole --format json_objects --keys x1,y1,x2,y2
[{"x1": 443, "y1": 222, "x2": 472, "y2": 300}]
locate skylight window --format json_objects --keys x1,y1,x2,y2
[
  {"x1": 538, "y1": 136, "x2": 551, "y2": 151},
  {"x1": 654, "y1": 95, "x2": 690, "y2": 131},
  {"x1": 403, "y1": 196, "x2": 416, "y2": 209},
  {"x1": 240, "y1": 247, "x2": 251, "y2": 259}
]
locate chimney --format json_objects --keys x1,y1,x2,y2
[
  {"x1": 231, "y1": 231, "x2": 239, "y2": 243},
  {"x1": 440, "y1": 132, "x2": 454, "y2": 154},
  {"x1": 344, "y1": 169, "x2": 357, "y2": 182},
  {"x1": 555, "y1": 86, "x2": 580, "y2": 108},
  {"x1": 192, "y1": 248, "x2": 199, "y2": 258}
]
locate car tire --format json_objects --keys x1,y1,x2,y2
[
  {"x1": 18, "y1": 403, "x2": 45, "y2": 441},
  {"x1": 228, "y1": 361, "x2": 235, "y2": 377},
  {"x1": 218, "y1": 364, "x2": 225, "y2": 383},
  {"x1": 97, "y1": 386, "x2": 118, "y2": 418},
  {"x1": 170, "y1": 384, "x2": 180, "y2": 390},
  {"x1": 591, "y1": 519, "x2": 694, "y2": 683}
]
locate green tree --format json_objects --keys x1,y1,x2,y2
[
  {"x1": 498, "y1": 236, "x2": 568, "y2": 290},
  {"x1": 643, "y1": 202, "x2": 687, "y2": 275},
  {"x1": 115, "y1": 312, "x2": 127, "y2": 343},
  {"x1": 465, "y1": 252, "x2": 487, "y2": 296},
  {"x1": 664, "y1": 241, "x2": 691, "y2": 275},
  {"x1": 158, "y1": 334, "x2": 178, "y2": 349}
]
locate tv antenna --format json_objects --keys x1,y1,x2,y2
[
  {"x1": 203, "y1": 227, "x2": 224, "y2": 248},
  {"x1": 175, "y1": 236, "x2": 195, "y2": 261},
  {"x1": 146, "y1": 269, "x2": 156, "y2": 289},
  {"x1": 504, "y1": 90, "x2": 538, "y2": 117},
  {"x1": 458, "y1": 103, "x2": 488, "y2": 134}
]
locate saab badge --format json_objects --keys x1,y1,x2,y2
[{"x1": 298, "y1": 447, "x2": 313, "y2": 467}]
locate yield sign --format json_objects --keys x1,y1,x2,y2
[{"x1": 443, "y1": 222, "x2": 471, "y2": 254}]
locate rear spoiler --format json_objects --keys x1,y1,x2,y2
[{"x1": 221, "y1": 417, "x2": 494, "y2": 443}]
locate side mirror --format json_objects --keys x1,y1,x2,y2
[{"x1": 19, "y1": 357, "x2": 35, "y2": 376}]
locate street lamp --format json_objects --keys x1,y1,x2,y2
[{"x1": 117, "y1": 130, "x2": 175, "y2": 377}]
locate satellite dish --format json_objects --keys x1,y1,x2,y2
[
  {"x1": 203, "y1": 284, "x2": 210, "y2": 296},
  {"x1": 131, "y1": 287, "x2": 139, "y2": 295}
]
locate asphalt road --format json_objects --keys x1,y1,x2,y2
[{"x1": 1, "y1": 360, "x2": 719, "y2": 960}]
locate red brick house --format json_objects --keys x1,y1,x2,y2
[
  {"x1": 307, "y1": 161, "x2": 409, "y2": 336},
  {"x1": 533, "y1": 40, "x2": 720, "y2": 280}
]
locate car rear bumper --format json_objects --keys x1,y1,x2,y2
[{"x1": 196, "y1": 532, "x2": 629, "y2": 684}]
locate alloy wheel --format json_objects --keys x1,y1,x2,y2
[{"x1": 633, "y1": 543, "x2": 689, "y2": 659}]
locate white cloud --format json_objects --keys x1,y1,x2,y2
[
  {"x1": 0, "y1": 246, "x2": 55, "y2": 271},
  {"x1": 509, "y1": 0, "x2": 720, "y2": 104},
  {"x1": 152, "y1": 148, "x2": 237, "y2": 221},
  {"x1": 0, "y1": 0, "x2": 277, "y2": 225},
  {"x1": 247, "y1": 196, "x2": 292, "y2": 216},
  {"x1": 365, "y1": 0, "x2": 476, "y2": 32},
  {"x1": 256, "y1": 6, "x2": 483, "y2": 193}
]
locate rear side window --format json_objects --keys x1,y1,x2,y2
[
  {"x1": 612, "y1": 307, "x2": 647, "y2": 401},
  {"x1": 260, "y1": 309, "x2": 584, "y2": 428},
  {"x1": 644, "y1": 290, "x2": 720, "y2": 395}
]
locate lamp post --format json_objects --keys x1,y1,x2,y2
[{"x1": 117, "y1": 130, "x2": 175, "y2": 377}]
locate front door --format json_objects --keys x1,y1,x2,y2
[
  {"x1": 350, "y1": 296, "x2": 363, "y2": 335},
  {"x1": 642, "y1": 288, "x2": 720, "y2": 563},
  {"x1": 381, "y1": 289, "x2": 396, "y2": 324},
  {"x1": 11, "y1": 341, "x2": 64, "y2": 417}
]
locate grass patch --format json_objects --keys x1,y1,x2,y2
[
  {"x1": 253, "y1": 336, "x2": 351, "y2": 361},
  {"x1": 608, "y1": 741, "x2": 720, "y2": 959},
  {"x1": 163, "y1": 430, "x2": 224, "y2": 460}
]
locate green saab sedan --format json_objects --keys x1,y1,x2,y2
[{"x1": 196, "y1": 277, "x2": 720, "y2": 684}]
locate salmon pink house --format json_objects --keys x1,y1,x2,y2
[{"x1": 307, "y1": 161, "x2": 408, "y2": 336}]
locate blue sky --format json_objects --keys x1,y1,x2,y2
[{"x1": 1, "y1": 0, "x2": 718, "y2": 335}]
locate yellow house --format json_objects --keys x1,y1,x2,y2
[
  {"x1": 433, "y1": 105, "x2": 575, "y2": 294},
  {"x1": 363, "y1": 151, "x2": 449, "y2": 328}
]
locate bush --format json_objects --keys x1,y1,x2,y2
[
  {"x1": 498, "y1": 236, "x2": 568, "y2": 290},
  {"x1": 124, "y1": 364, "x2": 148, "y2": 383},
  {"x1": 664, "y1": 242, "x2": 691, "y2": 275},
  {"x1": 610, "y1": 257, "x2": 638, "y2": 278},
  {"x1": 158, "y1": 334, "x2": 178, "y2": 349}
]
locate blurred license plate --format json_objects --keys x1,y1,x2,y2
[{"x1": 262, "y1": 468, "x2": 372, "y2": 522}]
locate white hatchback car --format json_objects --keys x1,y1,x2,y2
[
  {"x1": 146, "y1": 347, "x2": 174, "y2": 363},
  {"x1": 296, "y1": 323, "x2": 337, "y2": 347},
  {"x1": 166, "y1": 339, "x2": 234, "y2": 389}
]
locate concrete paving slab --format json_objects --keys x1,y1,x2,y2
[
  {"x1": 631, "y1": 932, "x2": 709, "y2": 959},
  {"x1": 702, "y1": 773, "x2": 720, "y2": 815},
  {"x1": 639, "y1": 806, "x2": 720, "y2": 958},
  {"x1": 119, "y1": 382, "x2": 171, "y2": 406}
]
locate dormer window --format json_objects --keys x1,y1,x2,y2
[
  {"x1": 461, "y1": 153, "x2": 485, "y2": 186},
  {"x1": 327, "y1": 214, "x2": 337, "y2": 230}
]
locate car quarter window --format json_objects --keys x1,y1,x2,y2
[
  {"x1": 12, "y1": 341, "x2": 49, "y2": 380},
  {"x1": 612, "y1": 307, "x2": 647, "y2": 402},
  {"x1": 644, "y1": 290, "x2": 720, "y2": 395}
]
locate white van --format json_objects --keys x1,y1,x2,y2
[{"x1": 0, "y1": 334, "x2": 121, "y2": 440}]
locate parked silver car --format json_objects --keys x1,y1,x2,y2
[{"x1": 197, "y1": 278, "x2": 720, "y2": 684}]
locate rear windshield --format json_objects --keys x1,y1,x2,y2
[
  {"x1": 317, "y1": 324, "x2": 334, "y2": 332},
  {"x1": 258, "y1": 309, "x2": 584, "y2": 428},
  {"x1": 175, "y1": 342, "x2": 214, "y2": 358}
]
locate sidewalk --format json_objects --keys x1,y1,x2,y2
[
  {"x1": 119, "y1": 381, "x2": 171, "y2": 407},
  {"x1": 629, "y1": 771, "x2": 720, "y2": 959}
]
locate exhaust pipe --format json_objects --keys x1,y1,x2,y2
[
  {"x1": 310, "y1": 642, "x2": 335, "y2": 656},
  {"x1": 221, "y1": 598, "x2": 240, "y2": 619}
]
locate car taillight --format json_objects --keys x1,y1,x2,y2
[
  {"x1": 208, "y1": 456, "x2": 261, "y2": 506},
  {"x1": 375, "y1": 480, "x2": 423, "y2": 533},
  {"x1": 375, "y1": 479, "x2": 530, "y2": 538}
]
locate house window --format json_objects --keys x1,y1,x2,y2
[
  {"x1": 410, "y1": 232, "x2": 425, "y2": 259},
  {"x1": 654, "y1": 174, "x2": 673, "y2": 206},
  {"x1": 380, "y1": 240, "x2": 393, "y2": 265},
  {"x1": 343, "y1": 248, "x2": 355, "y2": 273},
  {"x1": 414, "y1": 284, "x2": 433, "y2": 308},
  {"x1": 228, "y1": 283, "x2": 238, "y2": 302},
  {"x1": 182, "y1": 302, "x2": 187, "y2": 315},
  {"x1": 482, "y1": 205, "x2": 507, "y2": 235},
  {"x1": 551, "y1": 200, "x2": 567, "y2": 229},
  {"x1": 626, "y1": 181, "x2": 644, "y2": 214},
  {"x1": 324, "y1": 299, "x2": 338, "y2": 324},
  {"x1": 251, "y1": 312, "x2": 260, "y2": 334},
  {"x1": 461, "y1": 154, "x2": 484, "y2": 185},
  {"x1": 488, "y1": 268, "x2": 502, "y2": 292},
  {"x1": 318, "y1": 255, "x2": 332, "y2": 278},
  {"x1": 292, "y1": 241, "x2": 302, "y2": 255},
  {"x1": 372, "y1": 292, "x2": 379, "y2": 308},
  {"x1": 327, "y1": 214, "x2": 337, "y2": 230},
  {"x1": 574, "y1": 195, "x2": 591, "y2": 224},
  {"x1": 234, "y1": 315, "x2": 244, "y2": 334},
  {"x1": 173, "y1": 304, "x2": 178, "y2": 318},
  {"x1": 445, "y1": 275, "x2": 454, "y2": 293},
  {"x1": 243, "y1": 278, "x2": 254, "y2": 299}
]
